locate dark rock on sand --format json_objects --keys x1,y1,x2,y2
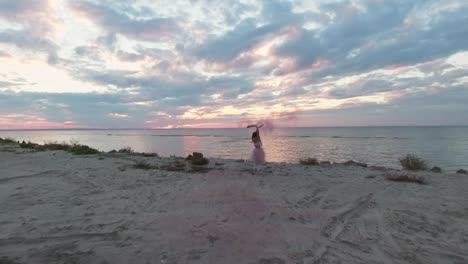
[
  {"x1": 431, "y1": 166, "x2": 442, "y2": 173},
  {"x1": 456, "y1": 169, "x2": 467, "y2": 174}
]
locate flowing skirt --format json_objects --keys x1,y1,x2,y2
[{"x1": 251, "y1": 147, "x2": 265, "y2": 164}]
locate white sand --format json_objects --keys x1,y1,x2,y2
[{"x1": 1, "y1": 143, "x2": 468, "y2": 264}]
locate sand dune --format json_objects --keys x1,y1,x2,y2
[{"x1": 1, "y1": 143, "x2": 467, "y2": 264}]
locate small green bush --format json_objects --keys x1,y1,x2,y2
[
  {"x1": 399, "y1": 154, "x2": 427, "y2": 171},
  {"x1": 68, "y1": 144, "x2": 99, "y2": 155},
  {"x1": 300, "y1": 157, "x2": 319, "y2": 166},
  {"x1": 0, "y1": 137, "x2": 17, "y2": 144},
  {"x1": 40, "y1": 142, "x2": 71, "y2": 151}
]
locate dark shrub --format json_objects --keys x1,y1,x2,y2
[
  {"x1": 138, "y1": 152, "x2": 158, "y2": 157},
  {"x1": 39, "y1": 142, "x2": 71, "y2": 151},
  {"x1": 68, "y1": 144, "x2": 99, "y2": 155},
  {"x1": 299, "y1": 157, "x2": 319, "y2": 166},
  {"x1": 0, "y1": 137, "x2": 16, "y2": 144},
  {"x1": 456, "y1": 169, "x2": 467, "y2": 174},
  {"x1": 430, "y1": 166, "x2": 442, "y2": 173},
  {"x1": 399, "y1": 154, "x2": 427, "y2": 171},
  {"x1": 189, "y1": 152, "x2": 209, "y2": 165},
  {"x1": 192, "y1": 157, "x2": 209, "y2": 165},
  {"x1": 19, "y1": 141, "x2": 39, "y2": 149},
  {"x1": 118, "y1": 147, "x2": 133, "y2": 154},
  {"x1": 133, "y1": 161, "x2": 157, "y2": 170}
]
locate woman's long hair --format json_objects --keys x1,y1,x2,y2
[{"x1": 251, "y1": 131, "x2": 258, "y2": 139}]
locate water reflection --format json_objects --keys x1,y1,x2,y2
[
  {"x1": 183, "y1": 136, "x2": 201, "y2": 157},
  {"x1": 1, "y1": 127, "x2": 467, "y2": 169}
]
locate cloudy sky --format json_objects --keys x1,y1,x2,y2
[{"x1": 1, "y1": 0, "x2": 468, "y2": 129}]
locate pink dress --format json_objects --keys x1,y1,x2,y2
[{"x1": 251, "y1": 141, "x2": 265, "y2": 164}]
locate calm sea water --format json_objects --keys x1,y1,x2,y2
[{"x1": 1, "y1": 127, "x2": 467, "y2": 170}]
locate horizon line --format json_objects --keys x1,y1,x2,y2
[{"x1": 1, "y1": 125, "x2": 468, "y2": 131}]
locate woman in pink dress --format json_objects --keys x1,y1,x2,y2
[{"x1": 248, "y1": 124, "x2": 265, "y2": 171}]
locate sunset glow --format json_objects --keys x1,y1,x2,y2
[{"x1": 1, "y1": 0, "x2": 468, "y2": 129}]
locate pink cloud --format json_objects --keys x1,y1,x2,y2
[
  {"x1": 0, "y1": 0, "x2": 58, "y2": 36},
  {"x1": 0, "y1": 114, "x2": 88, "y2": 129},
  {"x1": 197, "y1": 26, "x2": 305, "y2": 74}
]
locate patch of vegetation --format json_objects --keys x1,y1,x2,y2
[
  {"x1": 399, "y1": 154, "x2": 427, "y2": 171},
  {"x1": 38, "y1": 141, "x2": 71, "y2": 151},
  {"x1": 68, "y1": 144, "x2": 99, "y2": 155},
  {"x1": 137, "y1": 152, "x2": 158, "y2": 157},
  {"x1": 0, "y1": 137, "x2": 17, "y2": 144},
  {"x1": 384, "y1": 171, "x2": 427, "y2": 185},
  {"x1": 192, "y1": 157, "x2": 209, "y2": 165},
  {"x1": 188, "y1": 152, "x2": 209, "y2": 166},
  {"x1": 132, "y1": 161, "x2": 158, "y2": 170},
  {"x1": 118, "y1": 147, "x2": 134, "y2": 154},
  {"x1": 19, "y1": 141, "x2": 39, "y2": 149},
  {"x1": 299, "y1": 157, "x2": 319, "y2": 166},
  {"x1": 15, "y1": 139, "x2": 98, "y2": 155},
  {"x1": 108, "y1": 148, "x2": 157, "y2": 157}
]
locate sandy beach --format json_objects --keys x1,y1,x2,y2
[{"x1": 1, "y1": 142, "x2": 468, "y2": 264}]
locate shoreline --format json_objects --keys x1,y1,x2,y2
[
  {"x1": 1, "y1": 137, "x2": 466, "y2": 173},
  {"x1": 1, "y1": 142, "x2": 468, "y2": 263}
]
